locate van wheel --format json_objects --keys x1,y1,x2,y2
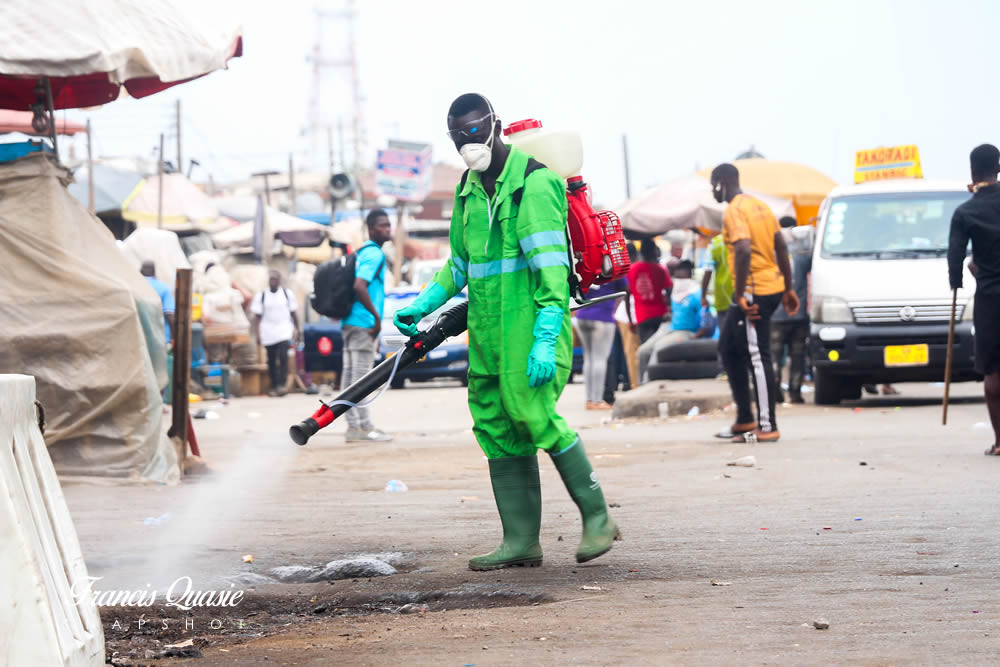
[
  {"x1": 814, "y1": 368, "x2": 842, "y2": 405},
  {"x1": 390, "y1": 377, "x2": 405, "y2": 390},
  {"x1": 841, "y1": 382, "x2": 862, "y2": 401}
]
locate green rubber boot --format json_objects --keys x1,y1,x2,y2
[
  {"x1": 550, "y1": 438, "x2": 620, "y2": 563},
  {"x1": 468, "y1": 455, "x2": 543, "y2": 571}
]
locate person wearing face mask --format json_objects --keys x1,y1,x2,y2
[
  {"x1": 393, "y1": 93, "x2": 619, "y2": 571},
  {"x1": 711, "y1": 163, "x2": 799, "y2": 443}
]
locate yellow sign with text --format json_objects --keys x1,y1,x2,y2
[{"x1": 854, "y1": 145, "x2": 923, "y2": 184}]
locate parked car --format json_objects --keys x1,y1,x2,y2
[
  {"x1": 302, "y1": 319, "x2": 343, "y2": 377},
  {"x1": 377, "y1": 289, "x2": 469, "y2": 388},
  {"x1": 409, "y1": 258, "x2": 447, "y2": 289}
]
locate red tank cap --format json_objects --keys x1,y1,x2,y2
[{"x1": 503, "y1": 119, "x2": 543, "y2": 136}]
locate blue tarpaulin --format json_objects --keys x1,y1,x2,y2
[{"x1": 0, "y1": 141, "x2": 52, "y2": 164}]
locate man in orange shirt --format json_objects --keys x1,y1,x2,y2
[{"x1": 711, "y1": 163, "x2": 799, "y2": 442}]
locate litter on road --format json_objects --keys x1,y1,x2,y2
[{"x1": 728, "y1": 456, "x2": 756, "y2": 467}]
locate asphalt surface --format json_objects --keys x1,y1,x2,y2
[{"x1": 63, "y1": 378, "x2": 1000, "y2": 665}]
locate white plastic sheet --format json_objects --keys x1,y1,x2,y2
[{"x1": 119, "y1": 227, "x2": 191, "y2": 291}]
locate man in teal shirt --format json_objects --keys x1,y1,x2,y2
[
  {"x1": 141, "y1": 261, "x2": 175, "y2": 345},
  {"x1": 341, "y1": 209, "x2": 392, "y2": 442}
]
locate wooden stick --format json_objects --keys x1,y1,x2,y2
[
  {"x1": 942, "y1": 288, "x2": 958, "y2": 425},
  {"x1": 169, "y1": 268, "x2": 193, "y2": 469}
]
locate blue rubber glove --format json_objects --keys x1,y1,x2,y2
[
  {"x1": 393, "y1": 283, "x2": 449, "y2": 337},
  {"x1": 526, "y1": 307, "x2": 564, "y2": 388}
]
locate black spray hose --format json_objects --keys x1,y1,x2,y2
[
  {"x1": 288, "y1": 292, "x2": 626, "y2": 446},
  {"x1": 289, "y1": 301, "x2": 469, "y2": 445}
]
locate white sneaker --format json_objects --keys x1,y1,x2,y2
[{"x1": 345, "y1": 428, "x2": 393, "y2": 442}]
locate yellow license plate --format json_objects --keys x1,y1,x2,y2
[{"x1": 883, "y1": 344, "x2": 929, "y2": 367}]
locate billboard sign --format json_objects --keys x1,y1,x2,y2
[
  {"x1": 854, "y1": 145, "x2": 923, "y2": 184},
  {"x1": 376, "y1": 141, "x2": 433, "y2": 203}
]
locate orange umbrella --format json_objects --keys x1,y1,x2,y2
[{"x1": 697, "y1": 158, "x2": 836, "y2": 225}]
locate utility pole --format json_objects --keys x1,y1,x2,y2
[
  {"x1": 252, "y1": 170, "x2": 281, "y2": 206},
  {"x1": 622, "y1": 134, "x2": 632, "y2": 200},
  {"x1": 86, "y1": 119, "x2": 95, "y2": 215},
  {"x1": 327, "y1": 126, "x2": 335, "y2": 176},
  {"x1": 157, "y1": 133, "x2": 164, "y2": 229},
  {"x1": 175, "y1": 99, "x2": 182, "y2": 173},
  {"x1": 337, "y1": 118, "x2": 345, "y2": 171},
  {"x1": 288, "y1": 153, "x2": 297, "y2": 216}
]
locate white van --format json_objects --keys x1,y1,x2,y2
[{"x1": 809, "y1": 179, "x2": 977, "y2": 405}]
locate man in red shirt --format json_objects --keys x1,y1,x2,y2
[{"x1": 627, "y1": 240, "x2": 672, "y2": 344}]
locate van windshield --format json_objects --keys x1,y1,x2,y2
[{"x1": 822, "y1": 191, "x2": 970, "y2": 258}]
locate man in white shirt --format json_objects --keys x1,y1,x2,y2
[{"x1": 251, "y1": 270, "x2": 300, "y2": 397}]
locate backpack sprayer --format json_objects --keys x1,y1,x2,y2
[
  {"x1": 503, "y1": 119, "x2": 630, "y2": 300},
  {"x1": 290, "y1": 118, "x2": 631, "y2": 445}
]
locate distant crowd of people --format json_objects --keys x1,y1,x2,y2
[{"x1": 574, "y1": 166, "x2": 819, "y2": 441}]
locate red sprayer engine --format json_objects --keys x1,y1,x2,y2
[
  {"x1": 565, "y1": 176, "x2": 630, "y2": 298},
  {"x1": 504, "y1": 119, "x2": 630, "y2": 301}
]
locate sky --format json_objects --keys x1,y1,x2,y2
[{"x1": 61, "y1": 0, "x2": 1000, "y2": 207}]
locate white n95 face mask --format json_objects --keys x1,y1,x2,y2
[
  {"x1": 460, "y1": 137, "x2": 493, "y2": 172},
  {"x1": 454, "y1": 94, "x2": 497, "y2": 172}
]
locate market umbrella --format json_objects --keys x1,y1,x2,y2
[
  {"x1": 696, "y1": 158, "x2": 836, "y2": 225},
  {"x1": 213, "y1": 205, "x2": 327, "y2": 251},
  {"x1": 213, "y1": 195, "x2": 260, "y2": 222},
  {"x1": 0, "y1": 0, "x2": 241, "y2": 110},
  {"x1": 0, "y1": 0, "x2": 240, "y2": 159},
  {"x1": 67, "y1": 164, "x2": 143, "y2": 215},
  {"x1": 618, "y1": 175, "x2": 795, "y2": 237},
  {"x1": 121, "y1": 172, "x2": 221, "y2": 232}
]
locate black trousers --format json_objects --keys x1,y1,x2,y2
[
  {"x1": 720, "y1": 293, "x2": 783, "y2": 432},
  {"x1": 265, "y1": 340, "x2": 290, "y2": 391},
  {"x1": 771, "y1": 320, "x2": 809, "y2": 396},
  {"x1": 603, "y1": 328, "x2": 630, "y2": 404},
  {"x1": 638, "y1": 318, "x2": 662, "y2": 344}
]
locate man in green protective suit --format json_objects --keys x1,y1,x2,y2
[{"x1": 393, "y1": 93, "x2": 619, "y2": 571}]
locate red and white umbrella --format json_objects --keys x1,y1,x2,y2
[{"x1": 0, "y1": 0, "x2": 241, "y2": 111}]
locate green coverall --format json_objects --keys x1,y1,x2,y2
[
  {"x1": 431, "y1": 146, "x2": 578, "y2": 459},
  {"x1": 398, "y1": 145, "x2": 618, "y2": 568}
]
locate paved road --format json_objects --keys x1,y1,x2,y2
[{"x1": 65, "y1": 379, "x2": 1000, "y2": 664}]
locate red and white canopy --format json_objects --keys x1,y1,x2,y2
[{"x1": 0, "y1": 0, "x2": 242, "y2": 110}]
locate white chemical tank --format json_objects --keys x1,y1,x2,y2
[{"x1": 503, "y1": 119, "x2": 583, "y2": 179}]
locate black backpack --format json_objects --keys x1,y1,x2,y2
[{"x1": 311, "y1": 242, "x2": 385, "y2": 319}]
